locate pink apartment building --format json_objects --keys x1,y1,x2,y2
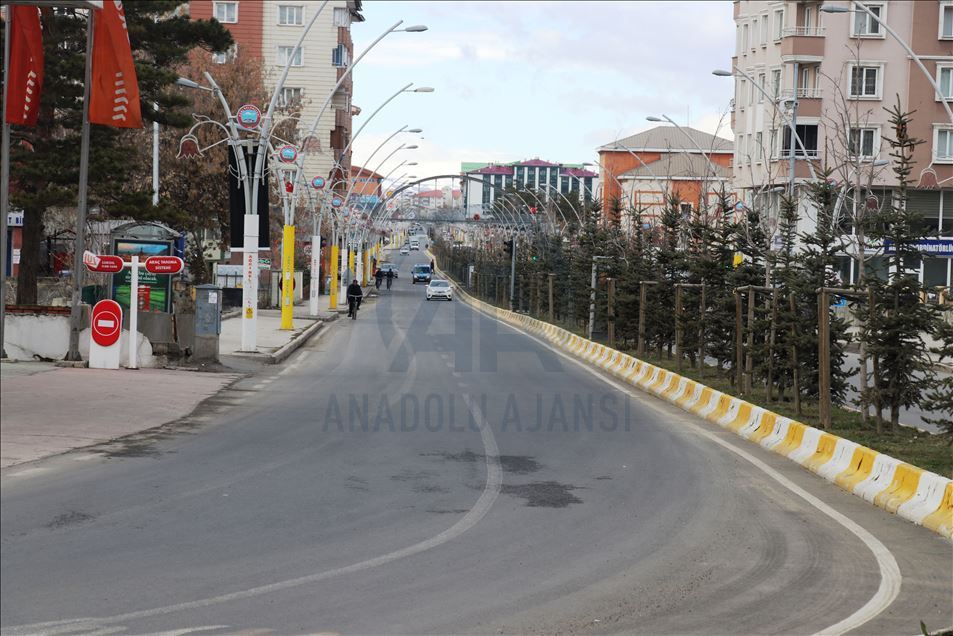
[{"x1": 731, "y1": 0, "x2": 953, "y2": 288}]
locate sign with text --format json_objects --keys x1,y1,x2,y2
[
  {"x1": 883, "y1": 239, "x2": 953, "y2": 257},
  {"x1": 89, "y1": 299, "x2": 122, "y2": 369},
  {"x1": 144, "y1": 255, "x2": 184, "y2": 274},
  {"x1": 112, "y1": 239, "x2": 173, "y2": 312}
]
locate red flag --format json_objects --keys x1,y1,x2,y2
[
  {"x1": 4, "y1": 6, "x2": 45, "y2": 126},
  {"x1": 88, "y1": 0, "x2": 142, "y2": 128}
]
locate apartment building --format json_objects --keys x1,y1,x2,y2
[
  {"x1": 460, "y1": 159, "x2": 599, "y2": 215},
  {"x1": 349, "y1": 165, "x2": 383, "y2": 210},
  {"x1": 597, "y1": 126, "x2": 733, "y2": 227},
  {"x1": 731, "y1": 0, "x2": 953, "y2": 287},
  {"x1": 189, "y1": 0, "x2": 364, "y2": 189}
]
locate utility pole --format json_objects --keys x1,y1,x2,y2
[
  {"x1": 607, "y1": 277, "x2": 615, "y2": 348},
  {"x1": 509, "y1": 234, "x2": 516, "y2": 311},
  {"x1": 588, "y1": 258, "x2": 597, "y2": 339}
]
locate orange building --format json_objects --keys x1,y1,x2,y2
[{"x1": 598, "y1": 126, "x2": 733, "y2": 227}]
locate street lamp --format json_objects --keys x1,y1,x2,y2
[
  {"x1": 820, "y1": 3, "x2": 953, "y2": 125},
  {"x1": 646, "y1": 114, "x2": 723, "y2": 178}
]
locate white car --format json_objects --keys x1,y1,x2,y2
[
  {"x1": 426, "y1": 279, "x2": 452, "y2": 301},
  {"x1": 399, "y1": 246, "x2": 410, "y2": 255}
]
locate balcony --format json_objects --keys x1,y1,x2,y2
[
  {"x1": 780, "y1": 88, "x2": 823, "y2": 116},
  {"x1": 780, "y1": 27, "x2": 825, "y2": 62}
]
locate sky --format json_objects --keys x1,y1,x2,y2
[{"x1": 349, "y1": 1, "x2": 736, "y2": 186}]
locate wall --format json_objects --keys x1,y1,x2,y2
[{"x1": 189, "y1": 0, "x2": 263, "y2": 58}]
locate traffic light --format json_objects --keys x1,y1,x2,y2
[{"x1": 503, "y1": 239, "x2": 513, "y2": 256}]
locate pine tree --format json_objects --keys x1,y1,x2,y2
[{"x1": 2, "y1": 2, "x2": 232, "y2": 303}]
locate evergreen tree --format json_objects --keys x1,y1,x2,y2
[{"x1": 2, "y1": 2, "x2": 232, "y2": 303}]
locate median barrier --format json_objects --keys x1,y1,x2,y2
[{"x1": 435, "y1": 257, "x2": 953, "y2": 540}]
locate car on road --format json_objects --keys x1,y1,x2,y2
[
  {"x1": 411, "y1": 264, "x2": 432, "y2": 284},
  {"x1": 377, "y1": 262, "x2": 398, "y2": 278},
  {"x1": 410, "y1": 240, "x2": 420, "y2": 251},
  {"x1": 399, "y1": 246, "x2": 410, "y2": 255},
  {"x1": 426, "y1": 279, "x2": 452, "y2": 301}
]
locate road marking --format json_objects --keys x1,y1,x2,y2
[
  {"x1": 4, "y1": 396, "x2": 501, "y2": 635},
  {"x1": 460, "y1": 291, "x2": 902, "y2": 636}
]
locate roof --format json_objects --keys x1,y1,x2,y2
[
  {"x1": 414, "y1": 190, "x2": 443, "y2": 197},
  {"x1": 560, "y1": 167, "x2": 598, "y2": 178},
  {"x1": 618, "y1": 153, "x2": 731, "y2": 180},
  {"x1": 600, "y1": 125, "x2": 732, "y2": 154},
  {"x1": 350, "y1": 165, "x2": 383, "y2": 180},
  {"x1": 470, "y1": 165, "x2": 513, "y2": 175},
  {"x1": 517, "y1": 158, "x2": 558, "y2": 167}
]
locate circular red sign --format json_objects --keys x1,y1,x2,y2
[
  {"x1": 144, "y1": 256, "x2": 184, "y2": 274},
  {"x1": 86, "y1": 255, "x2": 124, "y2": 273},
  {"x1": 91, "y1": 300, "x2": 122, "y2": 348}
]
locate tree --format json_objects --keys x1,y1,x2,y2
[{"x1": 2, "y1": 1, "x2": 232, "y2": 303}]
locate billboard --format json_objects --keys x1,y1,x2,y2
[{"x1": 111, "y1": 239, "x2": 173, "y2": 312}]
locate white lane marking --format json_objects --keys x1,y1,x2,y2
[
  {"x1": 251, "y1": 383, "x2": 266, "y2": 390},
  {"x1": 461, "y1": 293, "x2": 902, "y2": 636},
  {"x1": 4, "y1": 399, "x2": 501, "y2": 635}
]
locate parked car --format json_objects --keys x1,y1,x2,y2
[
  {"x1": 378, "y1": 262, "x2": 398, "y2": 278},
  {"x1": 411, "y1": 264, "x2": 432, "y2": 284},
  {"x1": 426, "y1": 279, "x2": 452, "y2": 301}
]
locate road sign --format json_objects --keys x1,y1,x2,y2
[
  {"x1": 331, "y1": 195, "x2": 344, "y2": 208},
  {"x1": 311, "y1": 176, "x2": 326, "y2": 189},
  {"x1": 91, "y1": 299, "x2": 122, "y2": 348},
  {"x1": 85, "y1": 253, "x2": 124, "y2": 273},
  {"x1": 144, "y1": 255, "x2": 184, "y2": 274},
  {"x1": 237, "y1": 104, "x2": 261, "y2": 129},
  {"x1": 278, "y1": 145, "x2": 298, "y2": 163}
]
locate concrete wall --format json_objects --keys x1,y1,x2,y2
[{"x1": 4, "y1": 313, "x2": 156, "y2": 367}]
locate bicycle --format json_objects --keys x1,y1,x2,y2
[{"x1": 347, "y1": 295, "x2": 362, "y2": 320}]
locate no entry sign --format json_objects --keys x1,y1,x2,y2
[
  {"x1": 144, "y1": 255, "x2": 184, "y2": 274},
  {"x1": 91, "y1": 299, "x2": 122, "y2": 348}
]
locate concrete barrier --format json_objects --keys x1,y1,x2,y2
[{"x1": 442, "y1": 265, "x2": 953, "y2": 540}]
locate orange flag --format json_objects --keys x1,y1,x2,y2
[
  {"x1": 88, "y1": 0, "x2": 142, "y2": 128},
  {"x1": 4, "y1": 6, "x2": 45, "y2": 126}
]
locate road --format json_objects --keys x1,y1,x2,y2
[{"x1": 1, "y1": 249, "x2": 951, "y2": 635}]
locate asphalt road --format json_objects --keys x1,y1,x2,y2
[{"x1": 1, "y1": 248, "x2": 951, "y2": 635}]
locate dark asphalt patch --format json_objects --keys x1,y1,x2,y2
[
  {"x1": 420, "y1": 450, "x2": 542, "y2": 474},
  {"x1": 501, "y1": 481, "x2": 583, "y2": 508},
  {"x1": 46, "y1": 511, "x2": 95, "y2": 529}
]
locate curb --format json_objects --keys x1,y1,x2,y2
[
  {"x1": 269, "y1": 318, "x2": 330, "y2": 364},
  {"x1": 438, "y1": 262, "x2": 953, "y2": 540}
]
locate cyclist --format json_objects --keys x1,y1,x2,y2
[
  {"x1": 386, "y1": 268, "x2": 394, "y2": 290},
  {"x1": 375, "y1": 267, "x2": 383, "y2": 289},
  {"x1": 347, "y1": 279, "x2": 363, "y2": 319}
]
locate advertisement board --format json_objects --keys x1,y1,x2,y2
[{"x1": 112, "y1": 239, "x2": 173, "y2": 312}]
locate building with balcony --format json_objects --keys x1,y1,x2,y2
[
  {"x1": 597, "y1": 126, "x2": 733, "y2": 227},
  {"x1": 189, "y1": 0, "x2": 364, "y2": 189},
  {"x1": 460, "y1": 159, "x2": 599, "y2": 216},
  {"x1": 730, "y1": 0, "x2": 953, "y2": 288}
]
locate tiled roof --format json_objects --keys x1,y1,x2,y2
[
  {"x1": 560, "y1": 167, "x2": 598, "y2": 178},
  {"x1": 471, "y1": 165, "x2": 513, "y2": 175},
  {"x1": 517, "y1": 158, "x2": 559, "y2": 167},
  {"x1": 618, "y1": 153, "x2": 731, "y2": 180},
  {"x1": 600, "y1": 125, "x2": 732, "y2": 153}
]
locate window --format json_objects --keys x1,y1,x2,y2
[
  {"x1": 749, "y1": 78, "x2": 756, "y2": 104},
  {"x1": 332, "y1": 43, "x2": 350, "y2": 67},
  {"x1": 761, "y1": 14, "x2": 769, "y2": 45},
  {"x1": 277, "y1": 5, "x2": 303, "y2": 26},
  {"x1": 751, "y1": 18, "x2": 759, "y2": 50},
  {"x1": 743, "y1": 23, "x2": 749, "y2": 52},
  {"x1": 849, "y1": 65, "x2": 881, "y2": 99},
  {"x1": 739, "y1": 79, "x2": 747, "y2": 109},
  {"x1": 782, "y1": 124, "x2": 819, "y2": 157},
  {"x1": 935, "y1": 126, "x2": 953, "y2": 162},
  {"x1": 770, "y1": 128, "x2": 779, "y2": 157},
  {"x1": 803, "y1": 6, "x2": 813, "y2": 30},
  {"x1": 774, "y1": 9, "x2": 784, "y2": 40},
  {"x1": 279, "y1": 87, "x2": 302, "y2": 108},
  {"x1": 333, "y1": 6, "x2": 351, "y2": 27},
  {"x1": 757, "y1": 72, "x2": 766, "y2": 102},
  {"x1": 277, "y1": 46, "x2": 303, "y2": 67},
  {"x1": 755, "y1": 132, "x2": 763, "y2": 161},
  {"x1": 849, "y1": 127, "x2": 878, "y2": 158},
  {"x1": 852, "y1": 4, "x2": 884, "y2": 37},
  {"x1": 771, "y1": 68, "x2": 782, "y2": 98},
  {"x1": 212, "y1": 43, "x2": 237, "y2": 64},
  {"x1": 942, "y1": 3, "x2": 953, "y2": 39},
  {"x1": 213, "y1": 1, "x2": 237, "y2": 23},
  {"x1": 938, "y1": 65, "x2": 953, "y2": 100}
]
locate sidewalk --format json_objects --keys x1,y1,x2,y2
[
  {"x1": 219, "y1": 303, "x2": 337, "y2": 366},
  {"x1": 0, "y1": 362, "x2": 241, "y2": 468}
]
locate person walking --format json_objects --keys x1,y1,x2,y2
[
  {"x1": 375, "y1": 267, "x2": 384, "y2": 289},
  {"x1": 386, "y1": 268, "x2": 394, "y2": 290},
  {"x1": 430, "y1": 259, "x2": 435, "y2": 274}
]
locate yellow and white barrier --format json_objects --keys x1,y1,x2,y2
[{"x1": 443, "y1": 265, "x2": 953, "y2": 540}]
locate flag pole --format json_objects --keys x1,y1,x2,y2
[
  {"x1": 66, "y1": 7, "x2": 95, "y2": 361},
  {"x1": 1, "y1": 7, "x2": 12, "y2": 359}
]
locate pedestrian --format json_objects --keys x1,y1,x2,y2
[
  {"x1": 375, "y1": 267, "x2": 384, "y2": 289},
  {"x1": 430, "y1": 259, "x2": 435, "y2": 274}
]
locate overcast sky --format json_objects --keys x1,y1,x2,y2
[{"x1": 350, "y1": 1, "x2": 736, "y2": 185}]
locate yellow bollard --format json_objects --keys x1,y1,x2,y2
[
  {"x1": 280, "y1": 224, "x2": 295, "y2": 330},
  {"x1": 362, "y1": 250, "x2": 370, "y2": 285},
  {"x1": 329, "y1": 242, "x2": 339, "y2": 310},
  {"x1": 348, "y1": 250, "x2": 356, "y2": 283}
]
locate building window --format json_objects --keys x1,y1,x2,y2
[
  {"x1": 774, "y1": 9, "x2": 784, "y2": 40},
  {"x1": 332, "y1": 43, "x2": 350, "y2": 67},
  {"x1": 761, "y1": 14, "x2": 769, "y2": 46},
  {"x1": 935, "y1": 126, "x2": 953, "y2": 163},
  {"x1": 738, "y1": 79, "x2": 746, "y2": 110},
  {"x1": 782, "y1": 124, "x2": 819, "y2": 158},
  {"x1": 942, "y1": 3, "x2": 953, "y2": 39},
  {"x1": 770, "y1": 128, "x2": 779, "y2": 157},
  {"x1": 277, "y1": 46, "x2": 303, "y2": 67},
  {"x1": 742, "y1": 23, "x2": 749, "y2": 53},
  {"x1": 333, "y1": 6, "x2": 351, "y2": 27},
  {"x1": 751, "y1": 18, "x2": 758, "y2": 50},
  {"x1": 849, "y1": 65, "x2": 881, "y2": 99},
  {"x1": 938, "y1": 65, "x2": 953, "y2": 100},
  {"x1": 849, "y1": 127, "x2": 878, "y2": 158},
  {"x1": 212, "y1": 43, "x2": 237, "y2": 64},
  {"x1": 757, "y1": 72, "x2": 766, "y2": 102},
  {"x1": 213, "y1": 1, "x2": 237, "y2": 23},
  {"x1": 851, "y1": 4, "x2": 884, "y2": 37},
  {"x1": 277, "y1": 5, "x2": 304, "y2": 26},
  {"x1": 755, "y1": 131, "x2": 763, "y2": 161},
  {"x1": 279, "y1": 87, "x2": 302, "y2": 108},
  {"x1": 771, "y1": 68, "x2": 782, "y2": 98}
]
